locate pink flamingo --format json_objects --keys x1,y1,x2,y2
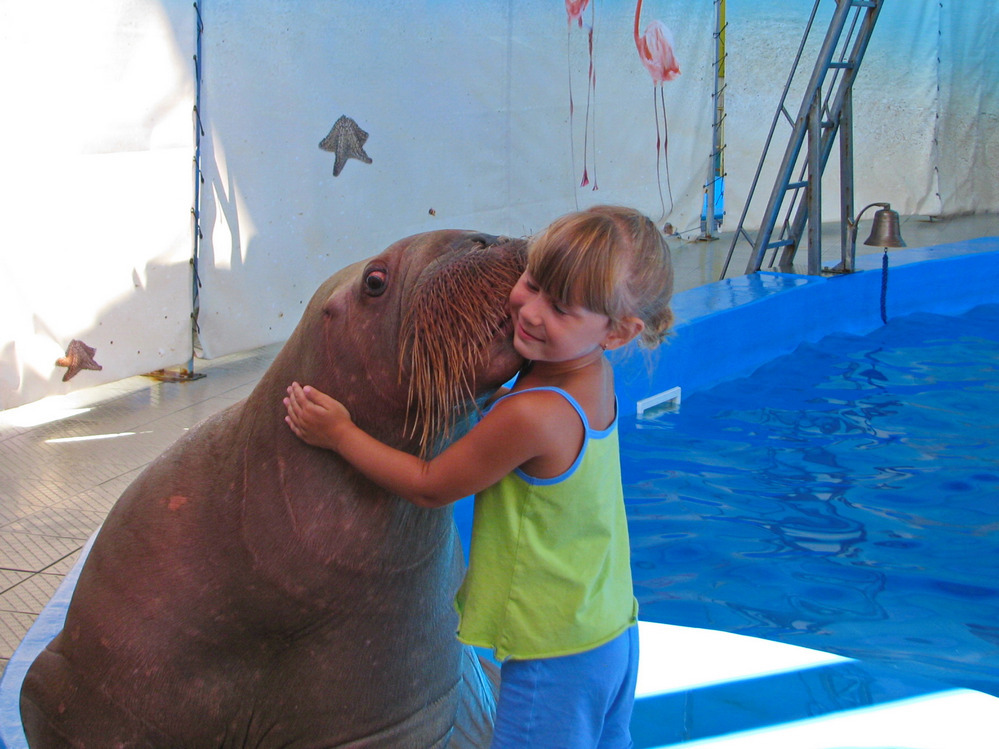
[
  {"x1": 634, "y1": 0, "x2": 680, "y2": 217},
  {"x1": 566, "y1": 0, "x2": 598, "y2": 190},
  {"x1": 566, "y1": 0, "x2": 589, "y2": 26}
]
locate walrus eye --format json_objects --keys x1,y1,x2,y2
[{"x1": 363, "y1": 267, "x2": 388, "y2": 297}]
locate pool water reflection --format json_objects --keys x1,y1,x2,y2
[{"x1": 622, "y1": 303, "x2": 999, "y2": 697}]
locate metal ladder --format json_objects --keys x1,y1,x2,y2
[{"x1": 720, "y1": 0, "x2": 884, "y2": 278}]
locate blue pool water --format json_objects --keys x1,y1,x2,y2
[{"x1": 622, "y1": 303, "x2": 999, "y2": 697}]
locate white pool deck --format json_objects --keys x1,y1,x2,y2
[{"x1": 3, "y1": 214, "x2": 999, "y2": 747}]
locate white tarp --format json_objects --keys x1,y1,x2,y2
[
  {"x1": 0, "y1": 0, "x2": 195, "y2": 409},
  {"x1": 1, "y1": 0, "x2": 996, "y2": 409}
]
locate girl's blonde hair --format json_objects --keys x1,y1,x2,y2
[{"x1": 526, "y1": 205, "x2": 674, "y2": 347}]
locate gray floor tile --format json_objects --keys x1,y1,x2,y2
[
  {"x1": 0, "y1": 570, "x2": 30, "y2": 594},
  {"x1": 0, "y1": 531, "x2": 84, "y2": 573},
  {"x1": 6, "y1": 507, "x2": 106, "y2": 542},
  {"x1": 44, "y1": 550, "x2": 84, "y2": 577},
  {"x1": 0, "y1": 610, "x2": 36, "y2": 662},
  {"x1": 0, "y1": 574, "x2": 63, "y2": 615}
]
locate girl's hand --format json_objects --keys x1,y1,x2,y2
[{"x1": 283, "y1": 382, "x2": 352, "y2": 451}]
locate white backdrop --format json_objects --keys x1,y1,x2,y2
[
  {"x1": 193, "y1": 0, "x2": 715, "y2": 357},
  {"x1": 0, "y1": 0, "x2": 195, "y2": 409},
  {"x1": 1, "y1": 0, "x2": 996, "y2": 409}
]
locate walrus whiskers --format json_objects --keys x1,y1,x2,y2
[{"x1": 401, "y1": 242, "x2": 526, "y2": 458}]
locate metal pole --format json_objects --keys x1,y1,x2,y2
[
  {"x1": 806, "y1": 89, "x2": 822, "y2": 275},
  {"x1": 190, "y1": 0, "x2": 204, "y2": 374},
  {"x1": 701, "y1": 0, "x2": 725, "y2": 239},
  {"x1": 839, "y1": 85, "x2": 854, "y2": 271}
]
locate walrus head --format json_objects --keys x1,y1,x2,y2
[
  {"x1": 400, "y1": 233, "x2": 526, "y2": 456},
  {"x1": 279, "y1": 230, "x2": 527, "y2": 461}
]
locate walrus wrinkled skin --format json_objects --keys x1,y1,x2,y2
[{"x1": 20, "y1": 231, "x2": 527, "y2": 748}]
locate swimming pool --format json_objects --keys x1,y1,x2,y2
[{"x1": 622, "y1": 302, "x2": 999, "y2": 697}]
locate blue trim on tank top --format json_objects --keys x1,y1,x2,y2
[{"x1": 488, "y1": 385, "x2": 617, "y2": 486}]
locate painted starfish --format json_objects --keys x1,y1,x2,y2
[
  {"x1": 56, "y1": 339, "x2": 102, "y2": 382},
  {"x1": 319, "y1": 115, "x2": 373, "y2": 176}
]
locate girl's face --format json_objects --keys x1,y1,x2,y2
[{"x1": 508, "y1": 272, "x2": 612, "y2": 363}]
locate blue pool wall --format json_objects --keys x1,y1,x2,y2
[{"x1": 612, "y1": 237, "x2": 999, "y2": 420}]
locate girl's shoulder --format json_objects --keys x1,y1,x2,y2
[
  {"x1": 491, "y1": 385, "x2": 581, "y2": 418},
  {"x1": 486, "y1": 386, "x2": 589, "y2": 479},
  {"x1": 499, "y1": 358, "x2": 616, "y2": 431},
  {"x1": 489, "y1": 385, "x2": 586, "y2": 430}
]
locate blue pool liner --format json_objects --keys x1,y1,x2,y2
[{"x1": 613, "y1": 237, "x2": 999, "y2": 422}]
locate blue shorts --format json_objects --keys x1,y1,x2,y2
[{"x1": 490, "y1": 625, "x2": 639, "y2": 749}]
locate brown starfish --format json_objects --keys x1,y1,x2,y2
[
  {"x1": 56, "y1": 339, "x2": 103, "y2": 381},
  {"x1": 319, "y1": 115, "x2": 373, "y2": 176}
]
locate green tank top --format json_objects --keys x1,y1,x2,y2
[{"x1": 454, "y1": 386, "x2": 638, "y2": 661}]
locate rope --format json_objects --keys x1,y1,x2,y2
[
  {"x1": 191, "y1": 0, "x2": 205, "y2": 357},
  {"x1": 879, "y1": 249, "x2": 888, "y2": 324}
]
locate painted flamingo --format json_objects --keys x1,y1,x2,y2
[
  {"x1": 566, "y1": 0, "x2": 598, "y2": 191},
  {"x1": 634, "y1": 0, "x2": 680, "y2": 217},
  {"x1": 566, "y1": 0, "x2": 589, "y2": 26}
]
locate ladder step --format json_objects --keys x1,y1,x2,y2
[{"x1": 724, "y1": 0, "x2": 884, "y2": 279}]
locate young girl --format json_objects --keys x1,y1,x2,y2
[{"x1": 284, "y1": 205, "x2": 674, "y2": 748}]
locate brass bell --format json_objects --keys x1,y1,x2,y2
[{"x1": 863, "y1": 205, "x2": 906, "y2": 248}]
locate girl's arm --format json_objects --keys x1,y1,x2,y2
[{"x1": 284, "y1": 382, "x2": 561, "y2": 508}]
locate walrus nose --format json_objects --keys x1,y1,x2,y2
[{"x1": 467, "y1": 232, "x2": 502, "y2": 248}]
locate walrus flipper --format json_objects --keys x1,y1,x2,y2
[{"x1": 20, "y1": 645, "x2": 175, "y2": 747}]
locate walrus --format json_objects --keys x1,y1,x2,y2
[{"x1": 19, "y1": 230, "x2": 527, "y2": 748}]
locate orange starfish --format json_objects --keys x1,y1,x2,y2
[{"x1": 56, "y1": 339, "x2": 103, "y2": 381}]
